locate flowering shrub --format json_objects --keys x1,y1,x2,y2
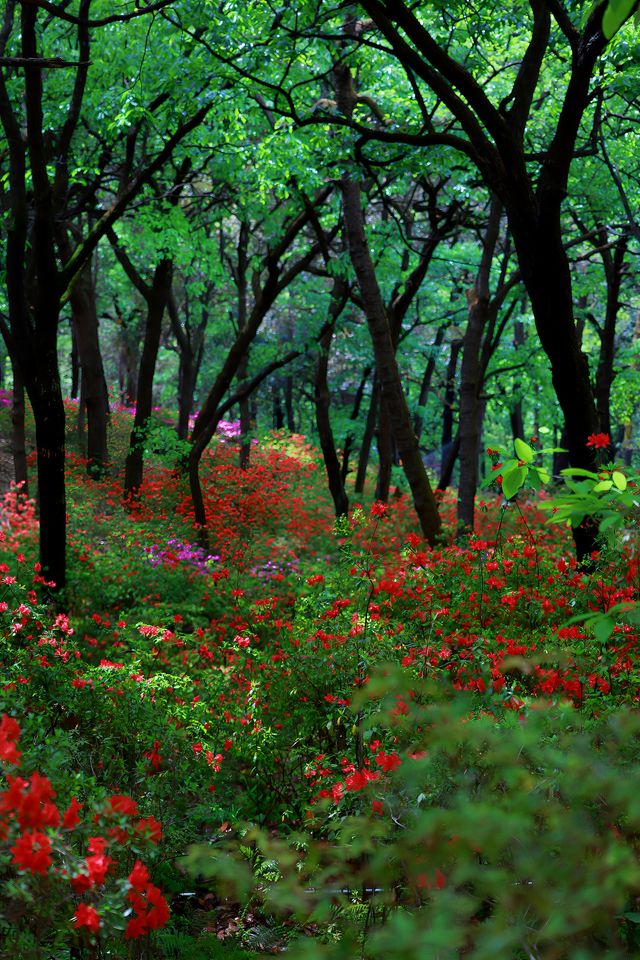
[
  {"x1": 0, "y1": 714, "x2": 169, "y2": 955},
  {"x1": 185, "y1": 668, "x2": 640, "y2": 960}
]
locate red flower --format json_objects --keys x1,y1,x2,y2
[
  {"x1": 586, "y1": 432, "x2": 610, "y2": 449},
  {"x1": 62, "y1": 796, "x2": 82, "y2": 829},
  {"x1": 375, "y1": 750, "x2": 402, "y2": 772},
  {"x1": 73, "y1": 903, "x2": 101, "y2": 933},
  {"x1": 0, "y1": 714, "x2": 21, "y2": 765},
  {"x1": 128, "y1": 859, "x2": 150, "y2": 889},
  {"x1": 134, "y1": 815, "x2": 162, "y2": 844},
  {"x1": 10, "y1": 829, "x2": 52, "y2": 875},
  {"x1": 104, "y1": 794, "x2": 138, "y2": 817}
]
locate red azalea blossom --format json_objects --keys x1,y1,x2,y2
[
  {"x1": 0, "y1": 714, "x2": 21, "y2": 765},
  {"x1": 586, "y1": 432, "x2": 610, "y2": 449},
  {"x1": 104, "y1": 794, "x2": 138, "y2": 817},
  {"x1": 10, "y1": 829, "x2": 52, "y2": 875},
  {"x1": 62, "y1": 796, "x2": 82, "y2": 829},
  {"x1": 73, "y1": 903, "x2": 101, "y2": 933}
]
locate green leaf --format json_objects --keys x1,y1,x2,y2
[
  {"x1": 592, "y1": 480, "x2": 613, "y2": 492},
  {"x1": 599, "y1": 514, "x2": 621, "y2": 533},
  {"x1": 602, "y1": 0, "x2": 640, "y2": 39},
  {"x1": 594, "y1": 616, "x2": 615, "y2": 645},
  {"x1": 514, "y1": 438, "x2": 534, "y2": 463},
  {"x1": 612, "y1": 470, "x2": 628, "y2": 491},
  {"x1": 501, "y1": 465, "x2": 527, "y2": 500},
  {"x1": 560, "y1": 468, "x2": 600, "y2": 479}
]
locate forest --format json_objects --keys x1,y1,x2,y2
[{"x1": 0, "y1": 0, "x2": 640, "y2": 957}]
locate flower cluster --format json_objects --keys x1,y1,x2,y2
[{"x1": 0, "y1": 715, "x2": 169, "y2": 945}]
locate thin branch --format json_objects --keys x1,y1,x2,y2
[
  {"x1": 21, "y1": 0, "x2": 174, "y2": 29},
  {"x1": 0, "y1": 55, "x2": 90, "y2": 68}
]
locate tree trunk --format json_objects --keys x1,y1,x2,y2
[
  {"x1": 509, "y1": 317, "x2": 526, "y2": 444},
  {"x1": 68, "y1": 259, "x2": 110, "y2": 477},
  {"x1": 438, "y1": 431, "x2": 460, "y2": 492},
  {"x1": 355, "y1": 375, "x2": 379, "y2": 495},
  {"x1": 124, "y1": 259, "x2": 173, "y2": 498},
  {"x1": 457, "y1": 196, "x2": 502, "y2": 535},
  {"x1": 341, "y1": 364, "x2": 372, "y2": 483},
  {"x1": 11, "y1": 360, "x2": 28, "y2": 494},
  {"x1": 413, "y1": 325, "x2": 445, "y2": 442},
  {"x1": 341, "y1": 173, "x2": 440, "y2": 545},
  {"x1": 315, "y1": 323, "x2": 349, "y2": 517},
  {"x1": 28, "y1": 343, "x2": 67, "y2": 592},
  {"x1": 595, "y1": 234, "x2": 626, "y2": 454},
  {"x1": 439, "y1": 338, "x2": 462, "y2": 487},
  {"x1": 375, "y1": 398, "x2": 393, "y2": 502},
  {"x1": 285, "y1": 375, "x2": 295, "y2": 432}
]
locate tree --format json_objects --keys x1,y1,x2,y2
[
  {"x1": 328, "y1": 0, "x2": 639, "y2": 556},
  {"x1": 0, "y1": 0, "x2": 212, "y2": 589}
]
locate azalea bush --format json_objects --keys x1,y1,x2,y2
[
  {"x1": 185, "y1": 668, "x2": 640, "y2": 960},
  {"x1": 0, "y1": 713, "x2": 169, "y2": 959},
  {"x1": 0, "y1": 415, "x2": 639, "y2": 957}
]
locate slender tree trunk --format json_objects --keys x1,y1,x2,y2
[
  {"x1": 355, "y1": 375, "x2": 379, "y2": 494},
  {"x1": 177, "y1": 349, "x2": 197, "y2": 441},
  {"x1": 439, "y1": 338, "x2": 462, "y2": 486},
  {"x1": 341, "y1": 364, "x2": 372, "y2": 483},
  {"x1": 124, "y1": 259, "x2": 173, "y2": 498},
  {"x1": 375, "y1": 399, "x2": 393, "y2": 502},
  {"x1": 272, "y1": 383, "x2": 284, "y2": 429},
  {"x1": 70, "y1": 321, "x2": 80, "y2": 399},
  {"x1": 11, "y1": 359, "x2": 28, "y2": 494},
  {"x1": 315, "y1": 323, "x2": 349, "y2": 517},
  {"x1": 341, "y1": 173, "x2": 440, "y2": 544},
  {"x1": 414, "y1": 326, "x2": 445, "y2": 442},
  {"x1": 509, "y1": 317, "x2": 526, "y2": 443},
  {"x1": 22, "y1": 326, "x2": 67, "y2": 591},
  {"x1": 68, "y1": 259, "x2": 110, "y2": 477},
  {"x1": 438, "y1": 432, "x2": 460, "y2": 492},
  {"x1": 457, "y1": 196, "x2": 502, "y2": 535},
  {"x1": 595, "y1": 235, "x2": 626, "y2": 453}
]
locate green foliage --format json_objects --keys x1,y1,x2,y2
[
  {"x1": 184, "y1": 669, "x2": 640, "y2": 960},
  {"x1": 484, "y1": 438, "x2": 558, "y2": 500}
]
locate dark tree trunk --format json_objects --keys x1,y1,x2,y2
[
  {"x1": 124, "y1": 259, "x2": 173, "y2": 498},
  {"x1": 70, "y1": 320, "x2": 80, "y2": 400},
  {"x1": 315, "y1": 320, "x2": 349, "y2": 518},
  {"x1": 440, "y1": 338, "x2": 462, "y2": 470},
  {"x1": 341, "y1": 172, "x2": 441, "y2": 544},
  {"x1": 11, "y1": 360, "x2": 28, "y2": 494},
  {"x1": 31, "y1": 371, "x2": 66, "y2": 590},
  {"x1": 68, "y1": 259, "x2": 110, "y2": 477},
  {"x1": 118, "y1": 328, "x2": 139, "y2": 406},
  {"x1": 438, "y1": 431, "x2": 460, "y2": 492},
  {"x1": 355, "y1": 375, "x2": 379, "y2": 495},
  {"x1": 272, "y1": 383, "x2": 284, "y2": 429},
  {"x1": 509, "y1": 316, "x2": 526, "y2": 443},
  {"x1": 595, "y1": 234, "x2": 626, "y2": 453},
  {"x1": 177, "y1": 349, "x2": 198, "y2": 442},
  {"x1": 375, "y1": 399, "x2": 393, "y2": 502},
  {"x1": 413, "y1": 325, "x2": 445, "y2": 442},
  {"x1": 457, "y1": 196, "x2": 502, "y2": 535},
  {"x1": 341, "y1": 364, "x2": 372, "y2": 483},
  {"x1": 285, "y1": 375, "x2": 295, "y2": 432}
]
